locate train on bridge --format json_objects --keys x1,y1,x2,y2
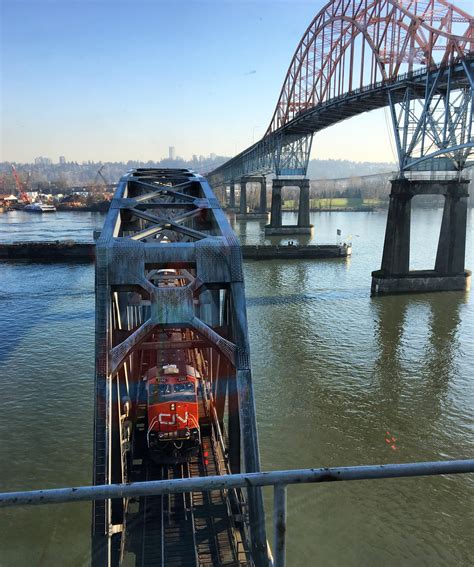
[{"x1": 93, "y1": 168, "x2": 267, "y2": 566}]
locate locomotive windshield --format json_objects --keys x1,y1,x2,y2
[
  {"x1": 174, "y1": 382, "x2": 195, "y2": 393},
  {"x1": 148, "y1": 381, "x2": 195, "y2": 404}
]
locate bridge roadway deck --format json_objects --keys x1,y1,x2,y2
[
  {"x1": 209, "y1": 56, "x2": 473, "y2": 183},
  {"x1": 121, "y1": 331, "x2": 250, "y2": 567}
]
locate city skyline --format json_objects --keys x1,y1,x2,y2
[
  {"x1": 2, "y1": 0, "x2": 472, "y2": 165},
  {"x1": 3, "y1": 150, "x2": 227, "y2": 166}
]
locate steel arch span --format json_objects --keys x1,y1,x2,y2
[
  {"x1": 268, "y1": 0, "x2": 473, "y2": 133},
  {"x1": 208, "y1": 0, "x2": 473, "y2": 184}
]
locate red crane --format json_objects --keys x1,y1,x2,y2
[{"x1": 11, "y1": 165, "x2": 30, "y2": 204}]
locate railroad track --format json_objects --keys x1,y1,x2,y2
[
  {"x1": 131, "y1": 461, "x2": 199, "y2": 567},
  {"x1": 122, "y1": 335, "x2": 249, "y2": 566}
]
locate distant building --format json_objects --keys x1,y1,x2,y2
[
  {"x1": 34, "y1": 156, "x2": 52, "y2": 165},
  {"x1": 192, "y1": 154, "x2": 198, "y2": 162},
  {"x1": 0, "y1": 194, "x2": 13, "y2": 206},
  {"x1": 39, "y1": 193, "x2": 54, "y2": 202},
  {"x1": 169, "y1": 146, "x2": 176, "y2": 160},
  {"x1": 59, "y1": 156, "x2": 66, "y2": 164},
  {"x1": 210, "y1": 153, "x2": 216, "y2": 160}
]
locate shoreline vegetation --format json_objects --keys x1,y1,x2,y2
[
  {"x1": 3, "y1": 199, "x2": 470, "y2": 214},
  {"x1": 281, "y1": 197, "x2": 384, "y2": 212}
]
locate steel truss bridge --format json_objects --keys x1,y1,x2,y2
[
  {"x1": 208, "y1": 0, "x2": 473, "y2": 184},
  {"x1": 92, "y1": 168, "x2": 267, "y2": 566}
]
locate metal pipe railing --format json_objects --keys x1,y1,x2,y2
[{"x1": 1, "y1": 459, "x2": 473, "y2": 567}]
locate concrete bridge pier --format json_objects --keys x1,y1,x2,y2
[
  {"x1": 238, "y1": 179, "x2": 248, "y2": 215},
  {"x1": 229, "y1": 182, "x2": 236, "y2": 209},
  {"x1": 298, "y1": 179, "x2": 311, "y2": 227},
  {"x1": 265, "y1": 178, "x2": 313, "y2": 235},
  {"x1": 259, "y1": 177, "x2": 267, "y2": 214},
  {"x1": 236, "y1": 176, "x2": 269, "y2": 219},
  {"x1": 435, "y1": 189, "x2": 468, "y2": 275},
  {"x1": 371, "y1": 178, "x2": 471, "y2": 295}
]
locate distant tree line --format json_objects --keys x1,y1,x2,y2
[{"x1": 1, "y1": 157, "x2": 471, "y2": 208}]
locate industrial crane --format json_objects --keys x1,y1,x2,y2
[
  {"x1": 97, "y1": 165, "x2": 108, "y2": 186},
  {"x1": 11, "y1": 165, "x2": 30, "y2": 204}
]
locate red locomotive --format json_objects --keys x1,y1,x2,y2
[{"x1": 146, "y1": 363, "x2": 201, "y2": 463}]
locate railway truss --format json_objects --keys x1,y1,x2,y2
[{"x1": 92, "y1": 169, "x2": 267, "y2": 566}]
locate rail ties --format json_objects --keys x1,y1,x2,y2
[
  {"x1": 124, "y1": 363, "x2": 245, "y2": 566},
  {"x1": 125, "y1": 432, "x2": 245, "y2": 565},
  {"x1": 132, "y1": 462, "x2": 199, "y2": 567}
]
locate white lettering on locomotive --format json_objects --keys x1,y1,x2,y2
[{"x1": 158, "y1": 412, "x2": 189, "y2": 425}]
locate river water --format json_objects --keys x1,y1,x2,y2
[{"x1": 0, "y1": 209, "x2": 472, "y2": 566}]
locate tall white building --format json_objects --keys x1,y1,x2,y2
[{"x1": 169, "y1": 146, "x2": 176, "y2": 160}]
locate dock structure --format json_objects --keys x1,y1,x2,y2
[
  {"x1": 93, "y1": 168, "x2": 267, "y2": 566},
  {"x1": 0, "y1": 241, "x2": 352, "y2": 262}
]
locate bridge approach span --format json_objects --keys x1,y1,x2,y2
[
  {"x1": 210, "y1": 57, "x2": 473, "y2": 182},
  {"x1": 208, "y1": 0, "x2": 473, "y2": 183}
]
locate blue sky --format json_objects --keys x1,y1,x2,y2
[{"x1": 1, "y1": 0, "x2": 400, "y2": 164}]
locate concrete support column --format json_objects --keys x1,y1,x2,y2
[
  {"x1": 380, "y1": 182, "x2": 412, "y2": 275},
  {"x1": 229, "y1": 182, "x2": 236, "y2": 209},
  {"x1": 297, "y1": 179, "x2": 311, "y2": 227},
  {"x1": 216, "y1": 186, "x2": 225, "y2": 205},
  {"x1": 259, "y1": 178, "x2": 267, "y2": 214},
  {"x1": 266, "y1": 178, "x2": 313, "y2": 235},
  {"x1": 270, "y1": 180, "x2": 283, "y2": 228},
  {"x1": 435, "y1": 190, "x2": 468, "y2": 275},
  {"x1": 239, "y1": 181, "x2": 247, "y2": 214},
  {"x1": 372, "y1": 178, "x2": 470, "y2": 295}
]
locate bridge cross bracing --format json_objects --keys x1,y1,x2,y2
[
  {"x1": 208, "y1": 0, "x2": 473, "y2": 185},
  {"x1": 93, "y1": 168, "x2": 267, "y2": 566}
]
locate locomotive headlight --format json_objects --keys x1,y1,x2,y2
[{"x1": 170, "y1": 403, "x2": 176, "y2": 411}]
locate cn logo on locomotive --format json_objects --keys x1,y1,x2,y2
[{"x1": 158, "y1": 412, "x2": 189, "y2": 425}]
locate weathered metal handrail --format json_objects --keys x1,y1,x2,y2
[{"x1": 1, "y1": 460, "x2": 473, "y2": 567}]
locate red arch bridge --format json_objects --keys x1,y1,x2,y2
[{"x1": 209, "y1": 0, "x2": 473, "y2": 294}]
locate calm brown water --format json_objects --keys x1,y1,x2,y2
[{"x1": 0, "y1": 210, "x2": 472, "y2": 566}]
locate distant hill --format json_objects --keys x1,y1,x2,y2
[{"x1": 307, "y1": 158, "x2": 395, "y2": 180}]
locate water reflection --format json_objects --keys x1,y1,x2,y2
[
  {"x1": 424, "y1": 292, "x2": 465, "y2": 378},
  {"x1": 372, "y1": 294, "x2": 410, "y2": 383},
  {"x1": 372, "y1": 292, "x2": 466, "y2": 424}
]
